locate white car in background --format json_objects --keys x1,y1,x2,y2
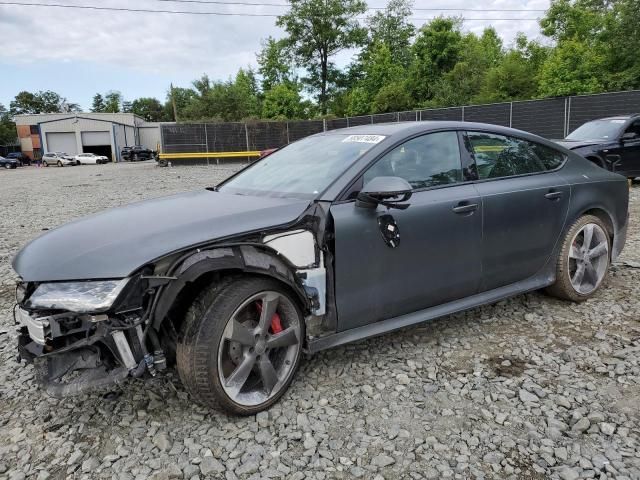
[{"x1": 74, "y1": 153, "x2": 110, "y2": 165}]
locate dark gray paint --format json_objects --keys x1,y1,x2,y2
[
  {"x1": 13, "y1": 190, "x2": 310, "y2": 281},
  {"x1": 14, "y1": 122, "x2": 629, "y2": 351},
  {"x1": 331, "y1": 184, "x2": 482, "y2": 331}
]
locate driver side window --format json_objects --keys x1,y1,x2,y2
[
  {"x1": 625, "y1": 121, "x2": 640, "y2": 138},
  {"x1": 362, "y1": 131, "x2": 463, "y2": 190}
]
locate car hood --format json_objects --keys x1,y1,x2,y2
[
  {"x1": 13, "y1": 190, "x2": 311, "y2": 281},
  {"x1": 553, "y1": 139, "x2": 603, "y2": 150}
]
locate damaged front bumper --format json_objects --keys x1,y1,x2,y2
[{"x1": 15, "y1": 306, "x2": 162, "y2": 398}]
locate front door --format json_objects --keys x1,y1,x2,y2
[
  {"x1": 330, "y1": 131, "x2": 483, "y2": 331},
  {"x1": 612, "y1": 119, "x2": 640, "y2": 177},
  {"x1": 463, "y1": 130, "x2": 571, "y2": 291}
]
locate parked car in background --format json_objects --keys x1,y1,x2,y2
[
  {"x1": 14, "y1": 122, "x2": 628, "y2": 414},
  {"x1": 121, "y1": 145, "x2": 155, "y2": 161},
  {"x1": 74, "y1": 153, "x2": 110, "y2": 165},
  {"x1": 554, "y1": 114, "x2": 640, "y2": 178},
  {"x1": 42, "y1": 152, "x2": 76, "y2": 167},
  {"x1": 0, "y1": 156, "x2": 19, "y2": 169},
  {"x1": 6, "y1": 152, "x2": 31, "y2": 166}
]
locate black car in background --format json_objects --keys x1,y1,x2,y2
[
  {"x1": 555, "y1": 114, "x2": 640, "y2": 178},
  {"x1": 6, "y1": 152, "x2": 31, "y2": 166},
  {"x1": 121, "y1": 145, "x2": 155, "y2": 161},
  {"x1": 0, "y1": 156, "x2": 19, "y2": 169}
]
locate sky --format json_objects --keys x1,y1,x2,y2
[{"x1": 0, "y1": 0, "x2": 550, "y2": 111}]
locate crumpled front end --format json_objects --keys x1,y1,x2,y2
[{"x1": 15, "y1": 275, "x2": 166, "y2": 397}]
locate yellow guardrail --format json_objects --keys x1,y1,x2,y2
[{"x1": 158, "y1": 151, "x2": 261, "y2": 159}]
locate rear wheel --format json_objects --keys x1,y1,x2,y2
[
  {"x1": 43, "y1": 161, "x2": 48, "y2": 167},
  {"x1": 546, "y1": 215, "x2": 610, "y2": 302},
  {"x1": 176, "y1": 276, "x2": 304, "y2": 415},
  {"x1": 57, "y1": 161, "x2": 63, "y2": 167}
]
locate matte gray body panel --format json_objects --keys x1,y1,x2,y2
[
  {"x1": 331, "y1": 184, "x2": 483, "y2": 331},
  {"x1": 473, "y1": 172, "x2": 570, "y2": 291},
  {"x1": 13, "y1": 190, "x2": 310, "y2": 281}
]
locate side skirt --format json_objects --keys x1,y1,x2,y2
[{"x1": 306, "y1": 273, "x2": 554, "y2": 354}]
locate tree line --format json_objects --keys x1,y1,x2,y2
[{"x1": 1, "y1": 0, "x2": 639, "y2": 146}]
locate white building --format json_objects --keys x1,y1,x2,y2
[{"x1": 14, "y1": 113, "x2": 164, "y2": 162}]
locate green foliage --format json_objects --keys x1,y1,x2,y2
[
  {"x1": 131, "y1": 97, "x2": 167, "y2": 122},
  {"x1": 538, "y1": 39, "x2": 605, "y2": 96},
  {"x1": 276, "y1": 0, "x2": 367, "y2": 113},
  {"x1": 257, "y1": 37, "x2": 295, "y2": 91},
  {"x1": 0, "y1": 103, "x2": 17, "y2": 146},
  {"x1": 372, "y1": 82, "x2": 412, "y2": 113},
  {"x1": 91, "y1": 93, "x2": 106, "y2": 113},
  {"x1": 10, "y1": 90, "x2": 76, "y2": 115},
  {"x1": 262, "y1": 84, "x2": 306, "y2": 119},
  {"x1": 103, "y1": 91, "x2": 123, "y2": 113},
  {"x1": 407, "y1": 17, "x2": 463, "y2": 103}
]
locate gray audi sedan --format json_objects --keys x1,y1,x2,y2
[{"x1": 13, "y1": 122, "x2": 628, "y2": 414}]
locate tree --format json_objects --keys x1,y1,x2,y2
[
  {"x1": 366, "y1": 0, "x2": 415, "y2": 67},
  {"x1": 257, "y1": 37, "x2": 295, "y2": 91},
  {"x1": 277, "y1": 0, "x2": 367, "y2": 114},
  {"x1": 103, "y1": 91, "x2": 123, "y2": 113},
  {"x1": 91, "y1": 93, "x2": 106, "y2": 113},
  {"x1": 372, "y1": 82, "x2": 412, "y2": 113},
  {"x1": 165, "y1": 86, "x2": 197, "y2": 120},
  {"x1": 9, "y1": 90, "x2": 72, "y2": 115},
  {"x1": 407, "y1": 17, "x2": 463, "y2": 104},
  {"x1": 131, "y1": 97, "x2": 166, "y2": 122},
  {"x1": 262, "y1": 84, "x2": 304, "y2": 119},
  {"x1": 0, "y1": 103, "x2": 17, "y2": 146},
  {"x1": 538, "y1": 39, "x2": 605, "y2": 96}
]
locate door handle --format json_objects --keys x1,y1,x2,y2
[
  {"x1": 544, "y1": 190, "x2": 563, "y2": 200},
  {"x1": 452, "y1": 202, "x2": 478, "y2": 214}
]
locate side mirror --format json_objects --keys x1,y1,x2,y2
[
  {"x1": 621, "y1": 132, "x2": 638, "y2": 142},
  {"x1": 356, "y1": 176, "x2": 413, "y2": 210}
]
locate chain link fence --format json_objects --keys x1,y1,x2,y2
[{"x1": 161, "y1": 90, "x2": 640, "y2": 161}]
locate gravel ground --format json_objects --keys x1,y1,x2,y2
[{"x1": 1, "y1": 162, "x2": 640, "y2": 480}]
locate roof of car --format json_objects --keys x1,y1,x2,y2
[
  {"x1": 318, "y1": 121, "x2": 535, "y2": 139},
  {"x1": 600, "y1": 114, "x2": 639, "y2": 121}
]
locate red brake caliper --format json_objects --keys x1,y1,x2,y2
[{"x1": 256, "y1": 301, "x2": 283, "y2": 334}]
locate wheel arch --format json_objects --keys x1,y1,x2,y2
[{"x1": 151, "y1": 245, "x2": 310, "y2": 331}]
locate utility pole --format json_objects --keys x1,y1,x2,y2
[{"x1": 170, "y1": 83, "x2": 178, "y2": 122}]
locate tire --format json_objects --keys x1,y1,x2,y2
[
  {"x1": 177, "y1": 276, "x2": 305, "y2": 415},
  {"x1": 546, "y1": 215, "x2": 611, "y2": 302},
  {"x1": 57, "y1": 161, "x2": 63, "y2": 167},
  {"x1": 4, "y1": 164, "x2": 10, "y2": 169},
  {"x1": 43, "y1": 161, "x2": 48, "y2": 167}
]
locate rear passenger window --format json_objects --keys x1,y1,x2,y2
[
  {"x1": 466, "y1": 131, "x2": 565, "y2": 179},
  {"x1": 363, "y1": 131, "x2": 462, "y2": 190}
]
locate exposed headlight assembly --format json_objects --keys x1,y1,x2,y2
[{"x1": 26, "y1": 279, "x2": 129, "y2": 313}]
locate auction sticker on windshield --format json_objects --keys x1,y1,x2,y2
[{"x1": 342, "y1": 135, "x2": 386, "y2": 144}]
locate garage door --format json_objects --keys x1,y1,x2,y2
[
  {"x1": 82, "y1": 131, "x2": 110, "y2": 146},
  {"x1": 46, "y1": 132, "x2": 77, "y2": 155}
]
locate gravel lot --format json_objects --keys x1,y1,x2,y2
[{"x1": 1, "y1": 162, "x2": 640, "y2": 480}]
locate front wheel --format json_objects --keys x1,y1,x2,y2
[
  {"x1": 546, "y1": 215, "x2": 611, "y2": 302},
  {"x1": 43, "y1": 161, "x2": 48, "y2": 167},
  {"x1": 57, "y1": 161, "x2": 63, "y2": 167},
  {"x1": 177, "y1": 277, "x2": 304, "y2": 415}
]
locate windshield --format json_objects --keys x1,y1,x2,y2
[
  {"x1": 219, "y1": 134, "x2": 385, "y2": 198},
  {"x1": 567, "y1": 119, "x2": 625, "y2": 141}
]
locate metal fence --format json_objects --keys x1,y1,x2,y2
[{"x1": 161, "y1": 90, "x2": 640, "y2": 159}]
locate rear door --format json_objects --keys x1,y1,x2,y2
[
  {"x1": 331, "y1": 131, "x2": 483, "y2": 331},
  {"x1": 464, "y1": 131, "x2": 571, "y2": 291}
]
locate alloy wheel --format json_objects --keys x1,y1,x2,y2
[
  {"x1": 568, "y1": 223, "x2": 609, "y2": 295},
  {"x1": 217, "y1": 291, "x2": 301, "y2": 407}
]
